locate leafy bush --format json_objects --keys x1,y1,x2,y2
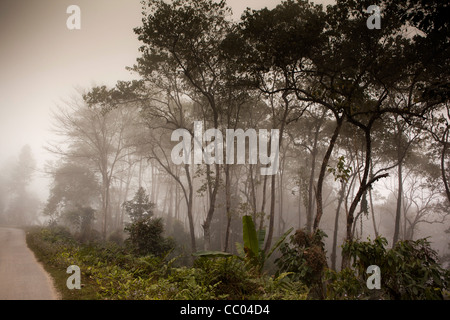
[
  {"x1": 122, "y1": 187, "x2": 154, "y2": 222},
  {"x1": 275, "y1": 228, "x2": 328, "y2": 298},
  {"x1": 340, "y1": 236, "x2": 450, "y2": 300},
  {"x1": 124, "y1": 216, "x2": 175, "y2": 257},
  {"x1": 63, "y1": 205, "x2": 96, "y2": 242},
  {"x1": 324, "y1": 268, "x2": 366, "y2": 300},
  {"x1": 194, "y1": 256, "x2": 260, "y2": 299},
  {"x1": 25, "y1": 226, "x2": 310, "y2": 300},
  {"x1": 194, "y1": 215, "x2": 292, "y2": 275}
]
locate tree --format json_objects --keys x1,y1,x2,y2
[
  {"x1": 47, "y1": 94, "x2": 138, "y2": 239},
  {"x1": 8, "y1": 144, "x2": 36, "y2": 195},
  {"x1": 122, "y1": 187, "x2": 154, "y2": 223},
  {"x1": 123, "y1": 189, "x2": 174, "y2": 257},
  {"x1": 124, "y1": 216, "x2": 174, "y2": 257},
  {"x1": 134, "y1": 0, "x2": 239, "y2": 251},
  {"x1": 227, "y1": 0, "x2": 325, "y2": 249},
  {"x1": 424, "y1": 104, "x2": 450, "y2": 204},
  {"x1": 44, "y1": 161, "x2": 100, "y2": 223},
  {"x1": 5, "y1": 145, "x2": 39, "y2": 225}
]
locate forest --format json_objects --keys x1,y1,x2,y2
[{"x1": 0, "y1": 0, "x2": 449, "y2": 300}]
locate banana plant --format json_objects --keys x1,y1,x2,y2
[{"x1": 194, "y1": 215, "x2": 292, "y2": 274}]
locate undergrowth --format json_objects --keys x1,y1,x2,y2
[{"x1": 25, "y1": 225, "x2": 308, "y2": 300}]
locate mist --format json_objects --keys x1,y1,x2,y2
[{"x1": 0, "y1": 0, "x2": 448, "y2": 301}]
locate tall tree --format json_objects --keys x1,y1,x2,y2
[
  {"x1": 48, "y1": 95, "x2": 138, "y2": 239},
  {"x1": 5, "y1": 145, "x2": 38, "y2": 225},
  {"x1": 44, "y1": 161, "x2": 100, "y2": 224},
  {"x1": 134, "y1": 0, "x2": 236, "y2": 250},
  {"x1": 227, "y1": 0, "x2": 325, "y2": 250}
]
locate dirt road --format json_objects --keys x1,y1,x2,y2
[{"x1": 0, "y1": 227, "x2": 59, "y2": 300}]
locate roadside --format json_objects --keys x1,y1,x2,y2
[
  {"x1": 25, "y1": 226, "x2": 99, "y2": 300},
  {"x1": 0, "y1": 226, "x2": 60, "y2": 300}
]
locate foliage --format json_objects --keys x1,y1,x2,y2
[
  {"x1": 275, "y1": 228, "x2": 328, "y2": 298},
  {"x1": 241, "y1": 215, "x2": 293, "y2": 274},
  {"x1": 338, "y1": 236, "x2": 450, "y2": 299},
  {"x1": 324, "y1": 268, "x2": 365, "y2": 300},
  {"x1": 122, "y1": 188, "x2": 175, "y2": 257},
  {"x1": 327, "y1": 155, "x2": 352, "y2": 183},
  {"x1": 26, "y1": 226, "x2": 308, "y2": 300},
  {"x1": 276, "y1": 229, "x2": 328, "y2": 283},
  {"x1": 44, "y1": 162, "x2": 100, "y2": 223},
  {"x1": 63, "y1": 205, "x2": 96, "y2": 242},
  {"x1": 194, "y1": 215, "x2": 292, "y2": 275},
  {"x1": 124, "y1": 216, "x2": 175, "y2": 257},
  {"x1": 122, "y1": 187, "x2": 154, "y2": 223}
]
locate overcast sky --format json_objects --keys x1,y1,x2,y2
[{"x1": 0, "y1": 0, "x2": 334, "y2": 199}]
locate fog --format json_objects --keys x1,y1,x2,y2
[{"x1": 0, "y1": 0, "x2": 448, "y2": 275}]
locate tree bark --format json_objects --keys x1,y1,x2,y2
[
  {"x1": 392, "y1": 160, "x2": 403, "y2": 246},
  {"x1": 264, "y1": 173, "x2": 277, "y2": 253},
  {"x1": 184, "y1": 164, "x2": 196, "y2": 253},
  {"x1": 342, "y1": 120, "x2": 388, "y2": 269},
  {"x1": 224, "y1": 164, "x2": 232, "y2": 252},
  {"x1": 306, "y1": 130, "x2": 318, "y2": 233},
  {"x1": 264, "y1": 93, "x2": 288, "y2": 252},
  {"x1": 331, "y1": 182, "x2": 345, "y2": 270},
  {"x1": 440, "y1": 129, "x2": 450, "y2": 203},
  {"x1": 313, "y1": 115, "x2": 343, "y2": 231}
]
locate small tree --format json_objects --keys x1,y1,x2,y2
[
  {"x1": 340, "y1": 237, "x2": 449, "y2": 300},
  {"x1": 63, "y1": 205, "x2": 96, "y2": 242},
  {"x1": 123, "y1": 188, "x2": 174, "y2": 256},
  {"x1": 124, "y1": 217, "x2": 174, "y2": 257},
  {"x1": 122, "y1": 187, "x2": 154, "y2": 223}
]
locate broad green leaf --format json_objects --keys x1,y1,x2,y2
[
  {"x1": 192, "y1": 250, "x2": 233, "y2": 258},
  {"x1": 242, "y1": 215, "x2": 259, "y2": 256},
  {"x1": 235, "y1": 242, "x2": 245, "y2": 257},
  {"x1": 257, "y1": 229, "x2": 266, "y2": 252},
  {"x1": 267, "y1": 227, "x2": 293, "y2": 258}
]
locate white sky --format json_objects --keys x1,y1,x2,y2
[{"x1": 0, "y1": 0, "x2": 335, "y2": 200}]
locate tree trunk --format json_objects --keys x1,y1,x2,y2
[
  {"x1": 342, "y1": 120, "x2": 388, "y2": 268},
  {"x1": 102, "y1": 177, "x2": 111, "y2": 241},
  {"x1": 259, "y1": 174, "x2": 268, "y2": 230},
  {"x1": 264, "y1": 173, "x2": 277, "y2": 253},
  {"x1": 249, "y1": 164, "x2": 257, "y2": 221},
  {"x1": 184, "y1": 164, "x2": 196, "y2": 253},
  {"x1": 306, "y1": 137, "x2": 318, "y2": 233},
  {"x1": 265, "y1": 95, "x2": 288, "y2": 252},
  {"x1": 203, "y1": 162, "x2": 220, "y2": 250},
  {"x1": 298, "y1": 182, "x2": 302, "y2": 229},
  {"x1": 313, "y1": 115, "x2": 343, "y2": 231},
  {"x1": 369, "y1": 163, "x2": 378, "y2": 237},
  {"x1": 224, "y1": 164, "x2": 232, "y2": 252},
  {"x1": 392, "y1": 160, "x2": 403, "y2": 246},
  {"x1": 331, "y1": 182, "x2": 345, "y2": 270},
  {"x1": 440, "y1": 129, "x2": 450, "y2": 203}
]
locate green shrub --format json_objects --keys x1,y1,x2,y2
[
  {"x1": 340, "y1": 236, "x2": 450, "y2": 300},
  {"x1": 194, "y1": 256, "x2": 260, "y2": 299},
  {"x1": 122, "y1": 187, "x2": 154, "y2": 223},
  {"x1": 25, "y1": 226, "x2": 310, "y2": 300},
  {"x1": 275, "y1": 229, "x2": 328, "y2": 298},
  {"x1": 324, "y1": 268, "x2": 365, "y2": 300},
  {"x1": 124, "y1": 216, "x2": 175, "y2": 257}
]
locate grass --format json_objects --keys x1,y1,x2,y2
[
  {"x1": 24, "y1": 225, "x2": 309, "y2": 300},
  {"x1": 25, "y1": 225, "x2": 449, "y2": 300},
  {"x1": 25, "y1": 227, "x2": 100, "y2": 300}
]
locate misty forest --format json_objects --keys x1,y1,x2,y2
[{"x1": 1, "y1": 0, "x2": 449, "y2": 300}]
